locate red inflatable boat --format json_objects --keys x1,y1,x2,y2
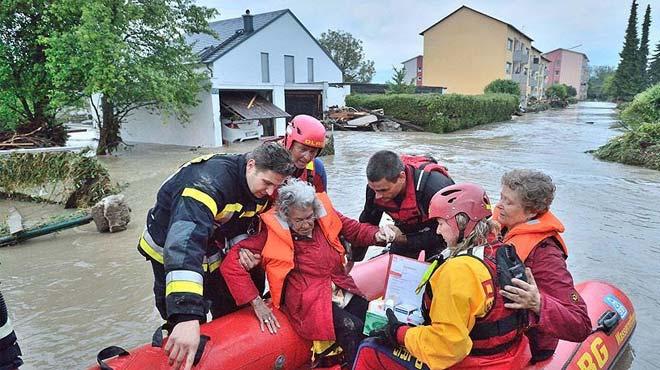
[{"x1": 90, "y1": 254, "x2": 636, "y2": 370}]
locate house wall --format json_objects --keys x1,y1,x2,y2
[
  {"x1": 327, "y1": 85, "x2": 351, "y2": 107},
  {"x1": 211, "y1": 12, "x2": 342, "y2": 136},
  {"x1": 119, "y1": 89, "x2": 219, "y2": 147},
  {"x1": 402, "y1": 58, "x2": 419, "y2": 86},
  {"x1": 423, "y1": 7, "x2": 508, "y2": 94},
  {"x1": 543, "y1": 49, "x2": 589, "y2": 100}
]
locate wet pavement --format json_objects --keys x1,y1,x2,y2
[{"x1": 1, "y1": 102, "x2": 658, "y2": 369}]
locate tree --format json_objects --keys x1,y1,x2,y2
[
  {"x1": 546, "y1": 84, "x2": 568, "y2": 100},
  {"x1": 318, "y1": 30, "x2": 375, "y2": 83},
  {"x1": 0, "y1": 1, "x2": 69, "y2": 142},
  {"x1": 650, "y1": 40, "x2": 660, "y2": 85},
  {"x1": 639, "y1": 4, "x2": 651, "y2": 88},
  {"x1": 612, "y1": 0, "x2": 642, "y2": 101},
  {"x1": 564, "y1": 84, "x2": 577, "y2": 97},
  {"x1": 44, "y1": 0, "x2": 217, "y2": 154},
  {"x1": 385, "y1": 66, "x2": 415, "y2": 94},
  {"x1": 484, "y1": 79, "x2": 520, "y2": 95},
  {"x1": 587, "y1": 66, "x2": 616, "y2": 100}
]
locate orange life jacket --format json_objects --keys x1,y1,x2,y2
[
  {"x1": 495, "y1": 209, "x2": 568, "y2": 262},
  {"x1": 260, "y1": 192, "x2": 344, "y2": 308}
]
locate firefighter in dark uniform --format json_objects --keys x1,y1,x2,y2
[
  {"x1": 137, "y1": 142, "x2": 295, "y2": 370},
  {"x1": 359, "y1": 150, "x2": 454, "y2": 260},
  {"x1": 0, "y1": 291, "x2": 22, "y2": 370}
]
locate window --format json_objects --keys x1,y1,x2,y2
[
  {"x1": 260, "y1": 53, "x2": 269, "y2": 83},
  {"x1": 417, "y1": 76, "x2": 422, "y2": 81},
  {"x1": 307, "y1": 57, "x2": 314, "y2": 83},
  {"x1": 506, "y1": 62, "x2": 512, "y2": 74},
  {"x1": 417, "y1": 67, "x2": 422, "y2": 72},
  {"x1": 555, "y1": 70, "x2": 560, "y2": 76},
  {"x1": 507, "y1": 38, "x2": 513, "y2": 51},
  {"x1": 284, "y1": 55, "x2": 295, "y2": 83},
  {"x1": 514, "y1": 39, "x2": 519, "y2": 51},
  {"x1": 533, "y1": 57, "x2": 539, "y2": 64}
]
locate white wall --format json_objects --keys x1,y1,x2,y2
[
  {"x1": 211, "y1": 12, "x2": 342, "y2": 87},
  {"x1": 402, "y1": 59, "x2": 418, "y2": 84},
  {"x1": 327, "y1": 85, "x2": 351, "y2": 108},
  {"x1": 120, "y1": 89, "x2": 219, "y2": 147}
]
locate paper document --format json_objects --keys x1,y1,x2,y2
[{"x1": 384, "y1": 254, "x2": 430, "y2": 309}]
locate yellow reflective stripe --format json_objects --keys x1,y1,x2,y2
[
  {"x1": 306, "y1": 161, "x2": 315, "y2": 170},
  {"x1": 216, "y1": 203, "x2": 243, "y2": 219},
  {"x1": 182, "y1": 188, "x2": 218, "y2": 216},
  {"x1": 240, "y1": 211, "x2": 256, "y2": 217},
  {"x1": 207, "y1": 260, "x2": 221, "y2": 272},
  {"x1": 166, "y1": 281, "x2": 203, "y2": 296},
  {"x1": 139, "y1": 237, "x2": 164, "y2": 264}
]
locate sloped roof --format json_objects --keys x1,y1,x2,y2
[
  {"x1": 543, "y1": 48, "x2": 589, "y2": 61},
  {"x1": 420, "y1": 5, "x2": 534, "y2": 42},
  {"x1": 186, "y1": 9, "x2": 341, "y2": 70}
]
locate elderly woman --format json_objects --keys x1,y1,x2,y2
[
  {"x1": 220, "y1": 179, "x2": 396, "y2": 366},
  {"x1": 353, "y1": 183, "x2": 530, "y2": 370},
  {"x1": 495, "y1": 169, "x2": 591, "y2": 363}
]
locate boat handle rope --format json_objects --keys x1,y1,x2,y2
[{"x1": 96, "y1": 346, "x2": 129, "y2": 370}]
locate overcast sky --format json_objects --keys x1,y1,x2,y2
[{"x1": 196, "y1": 0, "x2": 660, "y2": 83}]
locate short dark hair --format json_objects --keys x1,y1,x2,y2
[
  {"x1": 248, "y1": 142, "x2": 296, "y2": 176},
  {"x1": 366, "y1": 150, "x2": 404, "y2": 182}
]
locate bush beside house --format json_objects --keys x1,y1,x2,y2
[
  {"x1": 346, "y1": 93, "x2": 518, "y2": 133},
  {"x1": 593, "y1": 84, "x2": 660, "y2": 170}
]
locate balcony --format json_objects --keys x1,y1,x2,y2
[
  {"x1": 531, "y1": 63, "x2": 540, "y2": 73},
  {"x1": 530, "y1": 78, "x2": 538, "y2": 88},
  {"x1": 513, "y1": 49, "x2": 529, "y2": 64}
]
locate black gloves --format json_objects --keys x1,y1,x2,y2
[{"x1": 373, "y1": 308, "x2": 406, "y2": 347}]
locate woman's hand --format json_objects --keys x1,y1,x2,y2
[
  {"x1": 500, "y1": 268, "x2": 541, "y2": 314},
  {"x1": 251, "y1": 297, "x2": 280, "y2": 334},
  {"x1": 239, "y1": 248, "x2": 262, "y2": 271}
]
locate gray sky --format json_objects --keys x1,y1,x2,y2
[{"x1": 197, "y1": 0, "x2": 660, "y2": 83}]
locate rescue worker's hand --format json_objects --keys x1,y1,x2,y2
[
  {"x1": 238, "y1": 248, "x2": 262, "y2": 271},
  {"x1": 373, "y1": 308, "x2": 406, "y2": 347},
  {"x1": 375, "y1": 225, "x2": 396, "y2": 243},
  {"x1": 388, "y1": 225, "x2": 406, "y2": 244},
  {"x1": 251, "y1": 296, "x2": 280, "y2": 334},
  {"x1": 500, "y1": 268, "x2": 541, "y2": 314},
  {"x1": 164, "y1": 320, "x2": 200, "y2": 370}
]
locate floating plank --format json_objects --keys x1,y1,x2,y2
[{"x1": 7, "y1": 207, "x2": 24, "y2": 235}]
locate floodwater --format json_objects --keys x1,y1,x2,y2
[{"x1": 1, "y1": 102, "x2": 659, "y2": 369}]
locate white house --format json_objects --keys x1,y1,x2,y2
[{"x1": 120, "y1": 9, "x2": 343, "y2": 147}]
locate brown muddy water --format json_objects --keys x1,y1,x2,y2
[{"x1": 1, "y1": 102, "x2": 658, "y2": 369}]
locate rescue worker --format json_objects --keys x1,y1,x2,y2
[
  {"x1": 359, "y1": 150, "x2": 454, "y2": 259},
  {"x1": 137, "y1": 142, "x2": 295, "y2": 370},
  {"x1": 494, "y1": 169, "x2": 591, "y2": 363},
  {"x1": 283, "y1": 114, "x2": 328, "y2": 192},
  {"x1": 221, "y1": 179, "x2": 397, "y2": 367},
  {"x1": 353, "y1": 183, "x2": 531, "y2": 370},
  {"x1": 0, "y1": 291, "x2": 22, "y2": 370}
]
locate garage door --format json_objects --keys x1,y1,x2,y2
[{"x1": 284, "y1": 90, "x2": 322, "y2": 119}]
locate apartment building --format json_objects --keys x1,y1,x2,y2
[
  {"x1": 543, "y1": 48, "x2": 590, "y2": 100},
  {"x1": 420, "y1": 6, "x2": 539, "y2": 105},
  {"x1": 528, "y1": 47, "x2": 550, "y2": 99},
  {"x1": 401, "y1": 55, "x2": 424, "y2": 86}
]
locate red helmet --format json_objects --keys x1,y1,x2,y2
[
  {"x1": 284, "y1": 115, "x2": 326, "y2": 150},
  {"x1": 429, "y1": 183, "x2": 492, "y2": 238}
]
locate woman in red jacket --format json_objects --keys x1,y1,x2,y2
[
  {"x1": 220, "y1": 179, "x2": 396, "y2": 366},
  {"x1": 495, "y1": 169, "x2": 591, "y2": 363}
]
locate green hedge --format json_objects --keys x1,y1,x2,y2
[
  {"x1": 345, "y1": 93, "x2": 518, "y2": 133},
  {"x1": 0, "y1": 150, "x2": 118, "y2": 208},
  {"x1": 593, "y1": 122, "x2": 660, "y2": 170},
  {"x1": 620, "y1": 83, "x2": 660, "y2": 129}
]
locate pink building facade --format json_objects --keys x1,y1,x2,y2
[{"x1": 543, "y1": 48, "x2": 589, "y2": 100}]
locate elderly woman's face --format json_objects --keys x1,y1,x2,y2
[
  {"x1": 287, "y1": 205, "x2": 316, "y2": 236},
  {"x1": 495, "y1": 185, "x2": 536, "y2": 229}
]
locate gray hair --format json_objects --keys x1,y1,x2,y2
[
  {"x1": 501, "y1": 169, "x2": 556, "y2": 214},
  {"x1": 451, "y1": 213, "x2": 499, "y2": 256},
  {"x1": 275, "y1": 178, "x2": 322, "y2": 219}
]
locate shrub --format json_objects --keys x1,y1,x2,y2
[
  {"x1": 484, "y1": 79, "x2": 520, "y2": 96},
  {"x1": 0, "y1": 150, "x2": 119, "y2": 208},
  {"x1": 620, "y1": 83, "x2": 660, "y2": 129},
  {"x1": 593, "y1": 122, "x2": 660, "y2": 170},
  {"x1": 565, "y1": 85, "x2": 578, "y2": 97},
  {"x1": 546, "y1": 84, "x2": 569, "y2": 100},
  {"x1": 346, "y1": 93, "x2": 518, "y2": 133}
]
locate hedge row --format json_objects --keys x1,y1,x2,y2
[{"x1": 345, "y1": 93, "x2": 518, "y2": 133}]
